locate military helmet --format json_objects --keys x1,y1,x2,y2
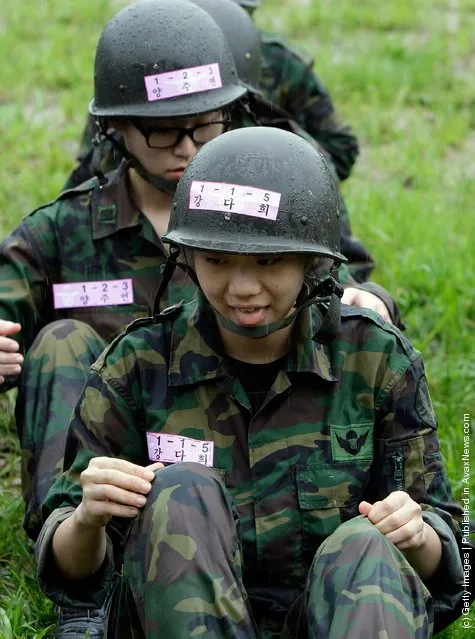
[
  {"x1": 235, "y1": 0, "x2": 261, "y2": 8},
  {"x1": 164, "y1": 127, "x2": 346, "y2": 262},
  {"x1": 89, "y1": 0, "x2": 247, "y2": 119},
  {"x1": 191, "y1": 0, "x2": 261, "y2": 88}
]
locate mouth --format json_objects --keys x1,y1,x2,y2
[
  {"x1": 229, "y1": 306, "x2": 269, "y2": 327},
  {"x1": 166, "y1": 167, "x2": 186, "y2": 180}
]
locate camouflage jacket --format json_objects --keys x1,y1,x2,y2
[
  {"x1": 260, "y1": 33, "x2": 359, "y2": 181},
  {"x1": 37, "y1": 299, "x2": 463, "y2": 622},
  {"x1": 0, "y1": 163, "x2": 193, "y2": 393}
]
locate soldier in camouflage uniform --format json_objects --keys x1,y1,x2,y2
[{"x1": 37, "y1": 128, "x2": 467, "y2": 638}]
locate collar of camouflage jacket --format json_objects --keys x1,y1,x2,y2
[
  {"x1": 166, "y1": 296, "x2": 338, "y2": 387},
  {"x1": 91, "y1": 161, "x2": 143, "y2": 240}
]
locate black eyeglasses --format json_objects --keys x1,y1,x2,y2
[{"x1": 130, "y1": 118, "x2": 231, "y2": 149}]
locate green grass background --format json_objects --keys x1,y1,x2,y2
[{"x1": 0, "y1": 0, "x2": 473, "y2": 636}]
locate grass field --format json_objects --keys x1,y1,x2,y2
[{"x1": 0, "y1": 0, "x2": 474, "y2": 636}]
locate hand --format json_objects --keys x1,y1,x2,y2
[
  {"x1": 342, "y1": 288, "x2": 392, "y2": 323},
  {"x1": 359, "y1": 491, "x2": 427, "y2": 550},
  {"x1": 0, "y1": 320, "x2": 23, "y2": 383},
  {"x1": 76, "y1": 457, "x2": 164, "y2": 529}
]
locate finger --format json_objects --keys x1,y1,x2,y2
[
  {"x1": 374, "y1": 301, "x2": 391, "y2": 323},
  {"x1": 344, "y1": 290, "x2": 392, "y2": 324},
  {"x1": 84, "y1": 482, "x2": 148, "y2": 508},
  {"x1": 358, "y1": 501, "x2": 373, "y2": 516},
  {"x1": 82, "y1": 466, "x2": 153, "y2": 495},
  {"x1": 88, "y1": 456, "x2": 156, "y2": 481},
  {"x1": 0, "y1": 320, "x2": 22, "y2": 337},
  {"x1": 0, "y1": 351, "x2": 23, "y2": 364},
  {"x1": 145, "y1": 462, "x2": 165, "y2": 472},
  {"x1": 384, "y1": 519, "x2": 425, "y2": 549},
  {"x1": 0, "y1": 337, "x2": 22, "y2": 353},
  {"x1": 341, "y1": 288, "x2": 357, "y2": 305},
  {"x1": 0, "y1": 363, "x2": 22, "y2": 377},
  {"x1": 369, "y1": 494, "x2": 419, "y2": 532},
  {"x1": 374, "y1": 506, "x2": 415, "y2": 536},
  {"x1": 82, "y1": 499, "x2": 141, "y2": 523},
  {"x1": 365, "y1": 494, "x2": 404, "y2": 525}
]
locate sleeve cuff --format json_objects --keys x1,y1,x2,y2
[{"x1": 36, "y1": 506, "x2": 117, "y2": 609}]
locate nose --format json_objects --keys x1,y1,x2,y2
[
  {"x1": 227, "y1": 266, "x2": 262, "y2": 298},
  {"x1": 173, "y1": 132, "x2": 197, "y2": 159}
]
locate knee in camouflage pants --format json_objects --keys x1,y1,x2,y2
[
  {"x1": 17, "y1": 319, "x2": 107, "y2": 539},
  {"x1": 109, "y1": 463, "x2": 433, "y2": 639}
]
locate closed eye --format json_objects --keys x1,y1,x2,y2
[{"x1": 256, "y1": 257, "x2": 283, "y2": 266}]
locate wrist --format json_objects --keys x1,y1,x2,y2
[{"x1": 74, "y1": 502, "x2": 109, "y2": 531}]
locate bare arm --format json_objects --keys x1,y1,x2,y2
[{"x1": 52, "y1": 457, "x2": 162, "y2": 580}]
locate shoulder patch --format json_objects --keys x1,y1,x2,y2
[
  {"x1": 415, "y1": 375, "x2": 437, "y2": 428},
  {"x1": 260, "y1": 31, "x2": 313, "y2": 66}
]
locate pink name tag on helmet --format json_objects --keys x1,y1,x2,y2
[
  {"x1": 189, "y1": 180, "x2": 281, "y2": 220},
  {"x1": 146, "y1": 432, "x2": 214, "y2": 467},
  {"x1": 52, "y1": 279, "x2": 133, "y2": 309},
  {"x1": 144, "y1": 63, "x2": 222, "y2": 101}
]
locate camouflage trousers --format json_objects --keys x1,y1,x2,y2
[
  {"x1": 17, "y1": 319, "x2": 107, "y2": 540},
  {"x1": 108, "y1": 462, "x2": 433, "y2": 639}
]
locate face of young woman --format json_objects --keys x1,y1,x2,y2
[
  {"x1": 118, "y1": 110, "x2": 226, "y2": 183},
  {"x1": 193, "y1": 252, "x2": 307, "y2": 329}
]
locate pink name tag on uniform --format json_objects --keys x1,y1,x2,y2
[
  {"x1": 144, "y1": 63, "x2": 222, "y2": 101},
  {"x1": 53, "y1": 279, "x2": 133, "y2": 309},
  {"x1": 189, "y1": 180, "x2": 282, "y2": 220},
  {"x1": 146, "y1": 432, "x2": 214, "y2": 468}
]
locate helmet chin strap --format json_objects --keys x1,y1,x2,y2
[
  {"x1": 91, "y1": 118, "x2": 178, "y2": 194},
  {"x1": 212, "y1": 297, "x2": 322, "y2": 339},
  {"x1": 153, "y1": 251, "x2": 343, "y2": 342},
  {"x1": 103, "y1": 130, "x2": 178, "y2": 195},
  {"x1": 213, "y1": 269, "x2": 343, "y2": 339}
]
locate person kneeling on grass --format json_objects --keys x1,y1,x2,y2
[{"x1": 36, "y1": 127, "x2": 468, "y2": 638}]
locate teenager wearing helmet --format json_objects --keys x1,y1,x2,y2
[{"x1": 37, "y1": 127, "x2": 467, "y2": 638}]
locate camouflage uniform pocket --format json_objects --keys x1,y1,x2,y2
[{"x1": 296, "y1": 458, "x2": 372, "y2": 566}]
